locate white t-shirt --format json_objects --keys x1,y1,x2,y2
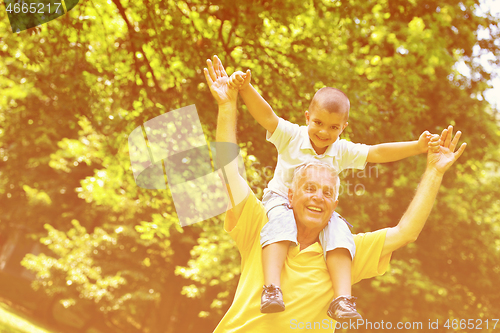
[{"x1": 265, "y1": 118, "x2": 370, "y2": 198}]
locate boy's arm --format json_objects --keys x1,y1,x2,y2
[
  {"x1": 229, "y1": 71, "x2": 279, "y2": 134},
  {"x1": 366, "y1": 131, "x2": 431, "y2": 163}
]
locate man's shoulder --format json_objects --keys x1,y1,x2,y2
[
  {"x1": 224, "y1": 191, "x2": 267, "y2": 249},
  {"x1": 352, "y1": 229, "x2": 388, "y2": 262},
  {"x1": 351, "y1": 228, "x2": 391, "y2": 284},
  {"x1": 353, "y1": 228, "x2": 387, "y2": 240}
]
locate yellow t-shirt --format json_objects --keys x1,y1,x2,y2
[{"x1": 213, "y1": 192, "x2": 392, "y2": 333}]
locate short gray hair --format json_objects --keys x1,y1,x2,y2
[{"x1": 291, "y1": 161, "x2": 340, "y2": 200}]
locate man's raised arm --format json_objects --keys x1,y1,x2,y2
[
  {"x1": 381, "y1": 126, "x2": 467, "y2": 257},
  {"x1": 204, "y1": 55, "x2": 250, "y2": 223}
]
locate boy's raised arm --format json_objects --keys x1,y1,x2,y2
[
  {"x1": 366, "y1": 131, "x2": 432, "y2": 163},
  {"x1": 228, "y1": 70, "x2": 279, "y2": 135}
]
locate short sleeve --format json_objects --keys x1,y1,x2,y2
[
  {"x1": 266, "y1": 118, "x2": 300, "y2": 153},
  {"x1": 224, "y1": 192, "x2": 267, "y2": 255},
  {"x1": 337, "y1": 140, "x2": 370, "y2": 171},
  {"x1": 351, "y1": 229, "x2": 392, "y2": 285}
]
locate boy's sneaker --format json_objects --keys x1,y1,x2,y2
[
  {"x1": 327, "y1": 296, "x2": 362, "y2": 321},
  {"x1": 260, "y1": 284, "x2": 285, "y2": 313}
]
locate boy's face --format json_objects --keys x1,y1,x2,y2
[{"x1": 305, "y1": 107, "x2": 348, "y2": 154}]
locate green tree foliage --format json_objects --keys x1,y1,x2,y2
[{"x1": 0, "y1": 0, "x2": 499, "y2": 332}]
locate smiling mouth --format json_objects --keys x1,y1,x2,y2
[
  {"x1": 316, "y1": 135, "x2": 330, "y2": 142},
  {"x1": 307, "y1": 206, "x2": 322, "y2": 212}
]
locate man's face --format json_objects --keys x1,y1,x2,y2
[
  {"x1": 305, "y1": 108, "x2": 348, "y2": 155},
  {"x1": 288, "y1": 167, "x2": 339, "y2": 231}
]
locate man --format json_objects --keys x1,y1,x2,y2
[{"x1": 203, "y1": 55, "x2": 466, "y2": 332}]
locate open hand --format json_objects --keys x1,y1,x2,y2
[
  {"x1": 427, "y1": 125, "x2": 467, "y2": 174},
  {"x1": 204, "y1": 55, "x2": 237, "y2": 106}
]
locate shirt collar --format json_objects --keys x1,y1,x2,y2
[
  {"x1": 288, "y1": 241, "x2": 322, "y2": 257},
  {"x1": 299, "y1": 126, "x2": 339, "y2": 157}
]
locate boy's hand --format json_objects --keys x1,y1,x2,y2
[
  {"x1": 417, "y1": 130, "x2": 433, "y2": 153},
  {"x1": 228, "y1": 69, "x2": 251, "y2": 91}
]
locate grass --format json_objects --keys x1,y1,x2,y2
[{"x1": 0, "y1": 302, "x2": 55, "y2": 333}]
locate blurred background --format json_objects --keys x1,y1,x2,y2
[{"x1": 0, "y1": 0, "x2": 499, "y2": 332}]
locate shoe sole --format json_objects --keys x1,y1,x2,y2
[
  {"x1": 261, "y1": 303, "x2": 285, "y2": 313},
  {"x1": 327, "y1": 310, "x2": 362, "y2": 322}
]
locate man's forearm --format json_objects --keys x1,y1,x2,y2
[
  {"x1": 240, "y1": 84, "x2": 279, "y2": 134},
  {"x1": 399, "y1": 168, "x2": 443, "y2": 240},
  {"x1": 381, "y1": 167, "x2": 444, "y2": 257},
  {"x1": 215, "y1": 100, "x2": 249, "y2": 213},
  {"x1": 367, "y1": 141, "x2": 423, "y2": 163},
  {"x1": 216, "y1": 101, "x2": 238, "y2": 144},
  {"x1": 215, "y1": 101, "x2": 240, "y2": 185}
]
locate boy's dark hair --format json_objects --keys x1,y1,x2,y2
[{"x1": 309, "y1": 87, "x2": 350, "y2": 121}]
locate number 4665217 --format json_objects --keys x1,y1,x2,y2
[{"x1": 5, "y1": 2, "x2": 62, "y2": 14}]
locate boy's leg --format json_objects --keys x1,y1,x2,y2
[
  {"x1": 260, "y1": 192, "x2": 298, "y2": 313},
  {"x1": 320, "y1": 212, "x2": 362, "y2": 321},
  {"x1": 326, "y1": 248, "x2": 352, "y2": 297},
  {"x1": 262, "y1": 241, "x2": 289, "y2": 287}
]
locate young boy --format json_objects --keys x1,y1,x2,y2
[{"x1": 228, "y1": 70, "x2": 431, "y2": 321}]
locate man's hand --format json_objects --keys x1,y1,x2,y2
[
  {"x1": 204, "y1": 55, "x2": 237, "y2": 106},
  {"x1": 417, "y1": 130, "x2": 432, "y2": 153},
  {"x1": 228, "y1": 70, "x2": 252, "y2": 91},
  {"x1": 427, "y1": 125, "x2": 467, "y2": 174},
  {"x1": 383, "y1": 125, "x2": 466, "y2": 256}
]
